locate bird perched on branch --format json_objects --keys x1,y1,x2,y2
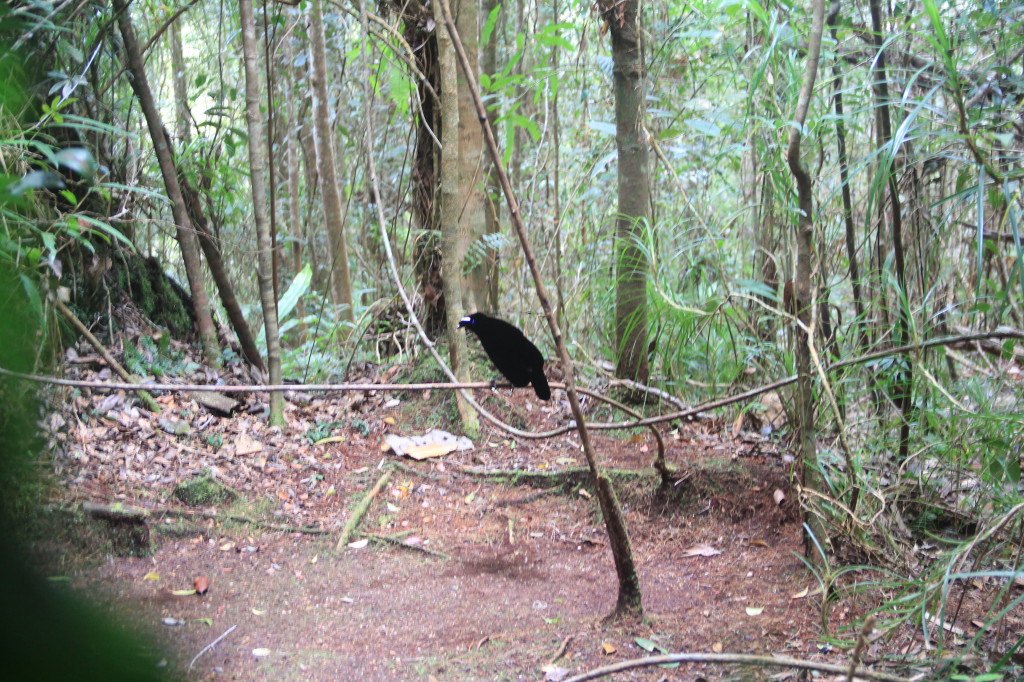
[{"x1": 458, "y1": 312, "x2": 551, "y2": 401}]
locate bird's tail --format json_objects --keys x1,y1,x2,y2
[{"x1": 532, "y1": 368, "x2": 551, "y2": 401}]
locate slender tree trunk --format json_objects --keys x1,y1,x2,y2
[
  {"x1": 480, "y1": 0, "x2": 501, "y2": 313},
  {"x1": 434, "y1": 0, "x2": 479, "y2": 435},
  {"x1": 297, "y1": 102, "x2": 324, "y2": 291},
  {"x1": 113, "y1": 0, "x2": 220, "y2": 365},
  {"x1": 238, "y1": 0, "x2": 284, "y2": 425},
  {"x1": 828, "y1": 4, "x2": 865, "y2": 341},
  {"x1": 600, "y1": 0, "x2": 650, "y2": 393},
  {"x1": 283, "y1": 16, "x2": 307, "y2": 343},
  {"x1": 786, "y1": 0, "x2": 828, "y2": 555},
  {"x1": 174, "y1": 153, "x2": 265, "y2": 371},
  {"x1": 454, "y1": 0, "x2": 489, "y2": 314},
  {"x1": 406, "y1": 14, "x2": 445, "y2": 336},
  {"x1": 169, "y1": 19, "x2": 190, "y2": 145},
  {"x1": 868, "y1": 0, "x2": 913, "y2": 461},
  {"x1": 307, "y1": 0, "x2": 355, "y2": 323},
  {"x1": 550, "y1": 0, "x2": 565, "y2": 332}
]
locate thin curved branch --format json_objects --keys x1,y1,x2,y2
[{"x1": 562, "y1": 651, "x2": 919, "y2": 682}]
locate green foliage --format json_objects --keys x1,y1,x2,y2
[
  {"x1": 122, "y1": 334, "x2": 197, "y2": 378},
  {"x1": 204, "y1": 432, "x2": 225, "y2": 451},
  {"x1": 463, "y1": 232, "x2": 509, "y2": 274},
  {"x1": 304, "y1": 421, "x2": 344, "y2": 444}
]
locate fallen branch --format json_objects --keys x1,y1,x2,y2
[
  {"x1": 562, "y1": 652, "x2": 920, "y2": 682},
  {"x1": 453, "y1": 465, "x2": 652, "y2": 489},
  {"x1": 335, "y1": 470, "x2": 392, "y2": 551},
  {"x1": 547, "y1": 635, "x2": 573, "y2": 666},
  {"x1": 75, "y1": 502, "x2": 329, "y2": 534},
  {"x1": 492, "y1": 489, "x2": 559, "y2": 507},
  {"x1": 363, "y1": 532, "x2": 450, "y2": 559},
  {"x1": 54, "y1": 298, "x2": 161, "y2": 412},
  {"x1": 188, "y1": 624, "x2": 236, "y2": 671}
]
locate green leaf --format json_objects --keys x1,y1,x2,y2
[
  {"x1": 586, "y1": 120, "x2": 617, "y2": 137},
  {"x1": 684, "y1": 118, "x2": 721, "y2": 137},
  {"x1": 536, "y1": 34, "x2": 573, "y2": 51},
  {"x1": 76, "y1": 215, "x2": 135, "y2": 250},
  {"x1": 278, "y1": 265, "x2": 313, "y2": 323},
  {"x1": 634, "y1": 637, "x2": 657, "y2": 652},
  {"x1": 505, "y1": 113, "x2": 539, "y2": 142},
  {"x1": 19, "y1": 274, "x2": 43, "y2": 327},
  {"x1": 387, "y1": 63, "x2": 412, "y2": 117},
  {"x1": 482, "y1": 3, "x2": 502, "y2": 45}
]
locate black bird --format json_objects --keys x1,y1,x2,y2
[{"x1": 458, "y1": 312, "x2": 551, "y2": 400}]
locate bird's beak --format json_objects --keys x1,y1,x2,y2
[{"x1": 458, "y1": 316, "x2": 472, "y2": 328}]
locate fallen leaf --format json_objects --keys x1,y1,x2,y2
[
  {"x1": 235, "y1": 433, "x2": 263, "y2": 456},
  {"x1": 347, "y1": 539, "x2": 369, "y2": 549},
  {"x1": 712, "y1": 641, "x2": 723, "y2": 653},
  {"x1": 601, "y1": 642, "x2": 616, "y2": 655},
  {"x1": 219, "y1": 542, "x2": 235, "y2": 551},
  {"x1": 746, "y1": 606, "x2": 764, "y2": 616},
  {"x1": 404, "y1": 442, "x2": 456, "y2": 460},
  {"x1": 634, "y1": 637, "x2": 659, "y2": 652},
  {"x1": 193, "y1": 576, "x2": 210, "y2": 595},
  {"x1": 682, "y1": 544, "x2": 722, "y2": 558},
  {"x1": 171, "y1": 589, "x2": 197, "y2": 596},
  {"x1": 194, "y1": 618, "x2": 212, "y2": 626},
  {"x1": 251, "y1": 608, "x2": 266, "y2": 616},
  {"x1": 749, "y1": 539, "x2": 769, "y2": 548},
  {"x1": 162, "y1": 617, "x2": 186, "y2": 626},
  {"x1": 252, "y1": 648, "x2": 271, "y2": 657},
  {"x1": 143, "y1": 572, "x2": 160, "y2": 581},
  {"x1": 791, "y1": 587, "x2": 809, "y2": 599}
]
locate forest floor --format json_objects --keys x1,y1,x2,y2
[{"x1": 27, "y1": 333, "x2": 1017, "y2": 681}]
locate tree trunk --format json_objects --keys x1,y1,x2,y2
[
  {"x1": 550, "y1": 0, "x2": 565, "y2": 331},
  {"x1": 480, "y1": 0, "x2": 501, "y2": 313},
  {"x1": 282, "y1": 14, "x2": 307, "y2": 344},
  {"x1": 601, "y1": 0, "x2": 650, "y2": 393},
  {"x1": 785, "y1": 0, "x2": 828, "y2": 556},
  {"x1": 405, "y1": 11, "x2": 445, "y2": 336},
  {"x1": 238, "y1": 0, "x2": 284, "y2": 425},
  {"x1": 454, "y1": 0, "x2": 489, "y2": 314},
  {"x1": 113, "y1": 0, "x2": 220, "y2": 365},
  {"x1": 169, "y1": 19, "x2": 190, "y2": 145},
  {"x1": 177, "y1": 166, "x2": 265, "y2": 371},
  {"x1": 307, "y1": 0, "x2": 355, "y2": 324},
  {"x1": 434, "y1": 0, "x2": 479, "y2": 435}
]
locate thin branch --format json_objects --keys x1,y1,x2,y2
[
  {"x1": 562, "y1": 651, "x2": 919, "y2": 682},
  {"x1": 189, "y1": 624, "x2": 237, "y2": 671},
  {"x1": 4, "y1": 328, "x2": 1022, "y2": 433}
]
